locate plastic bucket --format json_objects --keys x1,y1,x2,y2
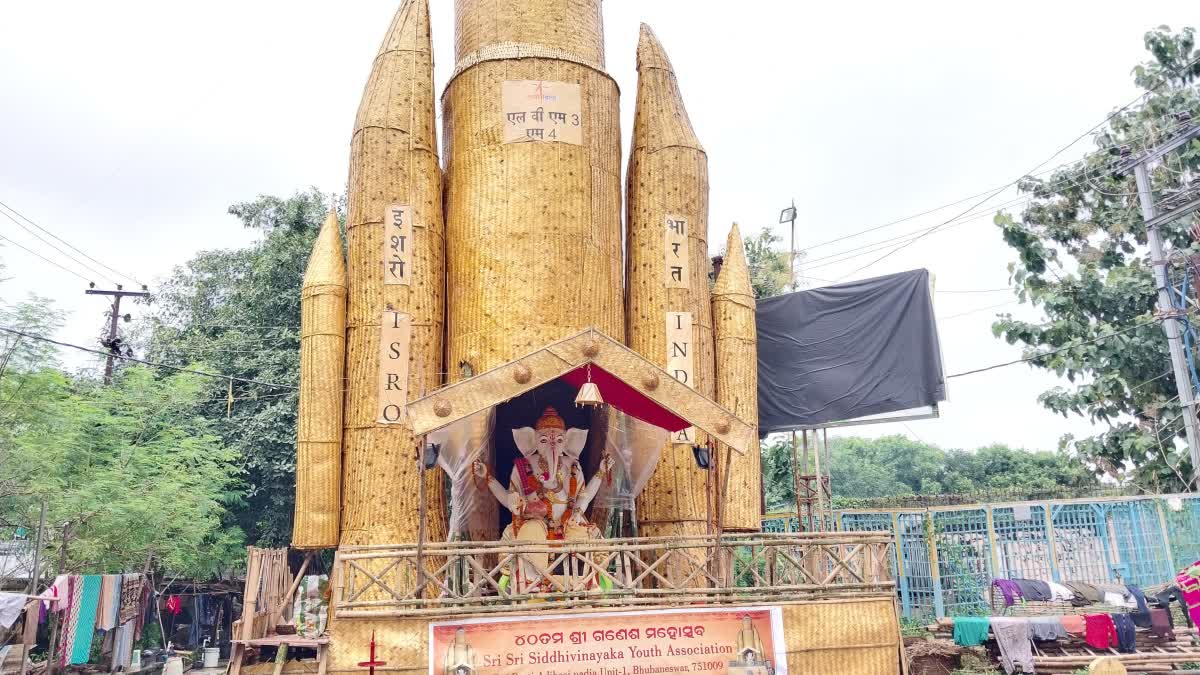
[{"x1": 203, "y1": 648, "x2": 219, "y2": 669}]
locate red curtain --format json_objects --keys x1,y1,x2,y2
[{"x1": 559, "y1": 365, "x2": 690, "y2": 432}]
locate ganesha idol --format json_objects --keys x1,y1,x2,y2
[{"x1": 472, "y1": 406, "x2": 613, "y2": 593}]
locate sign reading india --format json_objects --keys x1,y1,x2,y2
[
  {"x1": 502, "y1": 80, "x2": 583, "y2": 145},
  {"x1": 664, "y1": 215, "x2": 689, "y2": 289},
  {"x1": 383, "y1": 204, "x2": 413, "y2": 286},
  {"x1": 377, "y1": 311, "x2": 411, "y2": 424},
  {"x1": 665, "y1": 311, "x2": 695, "y2": 445},
  {"x1": 429, "y1": 606, "x2": 787, "y2": 675}
]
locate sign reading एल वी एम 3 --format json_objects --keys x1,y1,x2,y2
[
  {"x1": 430, "y1": 606, "x2": 786, "y2": 674},
  {"x1": 501, "y1": 80, "x2": 583, "y2": 145}
]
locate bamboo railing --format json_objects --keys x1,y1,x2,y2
[{"x1": 333, "y1": 531, "x2": 895, "y2": 618}]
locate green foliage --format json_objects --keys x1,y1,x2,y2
[
  {"x1": 144, "y1": 188, "x2": 333, "y2": 546},
  {"x1": 760, "y1": 434, "x2": 1096, "y2": 510},
  {"x1": 993, "y1": 26, "x2": 1200, "y2": 490},
  {"x1": 741, "y1": 227, "x2": 793, "y2": 299}
]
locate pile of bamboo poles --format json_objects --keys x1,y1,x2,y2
[{"x1": 929, "y1": 617, "x2": 1200, "y2": 673}]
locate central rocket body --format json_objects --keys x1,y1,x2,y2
[{"x1": 442, "y1": 0, "x2": 624, "y2": 379}]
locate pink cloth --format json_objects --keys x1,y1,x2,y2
[{"x1": 1178, "y1": 560, "x2": 1200, "y2": 628}]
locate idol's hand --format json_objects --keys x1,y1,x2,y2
[
  {"x1": 508, "y1": 492, "x2": 526, "y2": 514},
  {"x1": 600, "y1": 454, "x2": 615, "y2": 476},
  {"x1": 472, "y1": 460, "x2": 488, "y2": 480}
]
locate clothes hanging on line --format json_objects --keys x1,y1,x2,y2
[
  {"x1": 1126, "y1": 585, "x2": 1151, "y2": 628},
  {"x1": 68, "y1": 575, "x2": 103, "y2": 666},
  {"x1": 1011, "y1": 578, "x2": 1051, "y2": 601},
  {"x1": 118, "y1": 574, "x2": 143, "y2": 625},
  {"x1": 1028, "y1": 616, "x2": 1069, "y2": 641},
  {"x1": 990, "y1": 618, "x2": 1035, "y2": 674},
  {"x1": 1111, "y1": 613, "x2": 1136, "y2": 654},
  {"x1": 1148, "y1": 607, "x2": 1174, "y2": 639},
  {"x1": 0, "y1": 592, "x2": 26, "y2": 629},
  {"x1": 1063, "y1": 581, "x2": 1102, "y2": 606},
  {"x1": 1060, "y1": 614, "x2": 1086, "y2": 636},
  {"x1": 992, "y1": 579, "x2": 1022, "y2": 606},
  {"x1": 1083, "y1": 613, "x2": 1118, "y2": 650},
  {"x1": 952, "y1": 616, "x2": 990, "y2": 646},
  {"x1": 1045, "y1": 580, "x2": 1075, "y2": 602}
]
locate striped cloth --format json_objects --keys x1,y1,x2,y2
[
  {"x1": 118, "y1": 574, "x2": 143, "y2": 625},
  {"x1": 58, "y1": 577, "x2": 80, "y2": 666},
  {"x1": 68, "y1": 575, "x2": 102, "y2": 665}
]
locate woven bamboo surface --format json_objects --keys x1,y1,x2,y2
[
  {"x1": 294, "y1": 211, "x2": 347, "y2": 548},
  {"x1": 713, "y1": 224, "x2": 761, "y2": 532},
  {"x1": 453, "y1": 0, "x2": 605, "y2": 67},
  {"x1": 626, "y1": 24, "x2": 714, "y2": 537},
  {"x1": 326, "y1": 616, "x2": 428, "y2": 674},
  {"x1": 782, "y1": 597, "x2": 902, "y2": 674},
  {"x1": 342, "y1": 0, "x2": 446, "y2": 550},
  {"x1": 442, "y1": 0, "x2": 622, "y2": 379}
]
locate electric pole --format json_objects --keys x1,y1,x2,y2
[
  {"x1": 1121, "y1": 120, "x2": 1200, "y2": 488},
  {"x1": 86, "y1": 285, "x2": 149, "y2": 384},
  {"x1": 780, "y1": 200, "x2": 798, "y2": 291}
]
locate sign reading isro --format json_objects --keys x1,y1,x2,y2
[{"x1": 430, "y1": 606, "x2": 786, "y2": 674}]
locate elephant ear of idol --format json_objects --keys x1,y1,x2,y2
[
  {"x1": 512, "y1": 427, "x2": 538, "y2": 457},
  {"x1": 564, "y1": 428, "x2": 588, "y2": 460}
]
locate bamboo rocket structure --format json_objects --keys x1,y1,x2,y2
[
  {"x1": 712, "y1": 224, "x2": 762, "y2": 532},
  {"x1": 626, "y1": 24, "x2": 715, "y2": 541},
  {"x1": 340, "y1": 0, "x2": 447, "y2": 548},
  {"x1": 442, "y1": 0, "x2": 624, "y2": 376},
  {"x1": 292, "y1": 210, "x2": 346, "y2": 549}
]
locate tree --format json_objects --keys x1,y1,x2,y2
[
  {"x1": 144, "y1": 188, "x2": 333, "y2": 545},
  {"x1": 993, "y1": 26, "x2": 1200, "y2": 491},
  {"x1": 740, "y1": 227, "x2": 793, "y2": 299},
  {"x1": 760, "y1": 435, "x2": 1096, "y2": 510}
]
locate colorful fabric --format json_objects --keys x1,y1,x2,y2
[
  {"x1": 68, "y1": 575, "x2": 102, "y2": 665},
  {"x1": 1177, "y1": 560, "x2": 1200, "y2": 628},
  {"x1": 1083, "y1": 613, "x2": 1118, "y2": 649},
  {"x1": 952, "y1": 616, "x2": 990, "y2": 647},
  {"x1": 111, "y1": 621, "x2": 135, "y2": 669},
  {"x1": 97, "y1": 574, "x2": 120, "y2": 630},
  {"x1": 1029, "y1": 616, "x2": 1069, "y2": 641},
  {"x1": 1111, "y1": 613, "x2": 1136, "y2": 654},
  {"x1": 165, "y1": 595, "x2": 182, "y2": 616},
  {"x1": 58, "y1": 576, "x2": 80, "y2": 666},
  {"x1": 992, "y1": 579, "x2": 1022, "y2": 606},
  {"x1": 990, "y1": 618, "x2": 1035, "y2": 674},
  {"x1": 118, "y1": 574, "x2": 142, "y2": 625},
  {"x1": 291, "y1": 575, "x2": 329, "y2": 639},
  {"x1": 1060, "y1": 614, "x2": 1086, "y2": 636}
]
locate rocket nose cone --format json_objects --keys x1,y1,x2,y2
[{"x1": 636, "y1": 23, "x2": 673, "y2": 73}]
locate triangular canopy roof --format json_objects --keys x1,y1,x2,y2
[{"x1": 407, "y1": 329, "x2": 754, "y2": 455}]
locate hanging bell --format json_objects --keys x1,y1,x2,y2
[{"x1": 574, "y1": 381, "x2": 604, "y2": 407}]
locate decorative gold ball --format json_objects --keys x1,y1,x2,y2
[
  {"x1": 512, "y1": 364, "x2": 532, "y2": 384},
  {"x1": 433, "y1": 399, "x2": 452, "y2": 417},
  {"x1": 715, "y1": 419, "x2": 731, "y2": 435},
  {"x1": 642, "y1": 374, "x2": 660, "y2": 391},
  {"x1": 582, "y1": 341, "x2": 600, "y2": 358}
]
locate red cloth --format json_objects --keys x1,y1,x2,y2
[
  {"x1": 1178, "y1": 560, "x2": 1200, "y2": 628},
  {"x1": 165, "y1": 595, "x2": 182, "y2": 616},
  {"x1": 559, "y1": 365, "x2": 689, "y2": 432},
  {"x1": 1084, "y1": 613, "x2": 1117, "y2": 649}
]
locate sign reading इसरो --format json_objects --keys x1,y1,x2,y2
[
  {"x1": 383, "y1": 204, "x2": 413, "y2": 286},
  {"x1": 501, "y1": 80, "x2": 583, "y2": 145},
  {"x1": 378, "y1": 311, "x2": 411, "y2": 424},
  {"x1": 664, "y1": 214, "x2": 689, "y2": 289},
  {"x1": 665, "y1": 311, "x2": 695, "y2": 445}
]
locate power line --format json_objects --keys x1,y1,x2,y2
[
  {"x1": 836, "y1": 58, "x2": 1200, "y2": 282},
  {"x1": 0, "y1": 207, "x2": 121, "y2": 286},
  {"x1": 939, "y1": 301, "x2": 1018, "y2": 321},
  {"x1": 946, "y1": 316, "x2": 1166, "y2": 379},
  {"x1": 0, "y1": 232, "x2": 94, "y2": 283},
  {"x1": 0, "y1": 198, "x2": 148, "y2": 288},
  {"x1": 0, "y1": 326, "x2": 296, "y2": 389},
  {"x1": 937, "y1": 288, "x2": 1011, "y2": 294}
]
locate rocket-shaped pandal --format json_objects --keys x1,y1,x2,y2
[
  {"x1": 712, "y1": 224, "x2": 761, "y2": 532},
  {"x1": 626, "y1": 24, "x2": 715, "y2": 544},
  {"x1": 293, "y1": 209, "x2": 346, "y2": 549},
  {"x1": 442, "y1": 0, "x2": 624, "y2": 385},
  {"x1": 340, "y1": 0, "x2": 447, "y2": 549}
]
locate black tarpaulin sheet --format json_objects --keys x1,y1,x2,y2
[{"x1": 756, "y1": 269, "x2": 946, "y2": 433}]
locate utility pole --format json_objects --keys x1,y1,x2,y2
[
  {"x1": 1122, "y1": 120, "x2": 1200, "y2": 488},
  {"x1": 780, "y1": 200, "x2": 798, "y2": 291},
  {"x1": 85, "y1": 285, "x2": 149, "y2": 384}
]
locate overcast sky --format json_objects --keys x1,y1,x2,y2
[{"x1": 0, "y1": 1, "x2": 1196, "y2": 452}]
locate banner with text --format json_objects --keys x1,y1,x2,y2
[{"x1": 429, "y1": 606, "x2": 786, "y2": 675}]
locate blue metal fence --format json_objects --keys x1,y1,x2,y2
[{"x1": 801, "y1": 493, "x2": 1200, "y2": 619}]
